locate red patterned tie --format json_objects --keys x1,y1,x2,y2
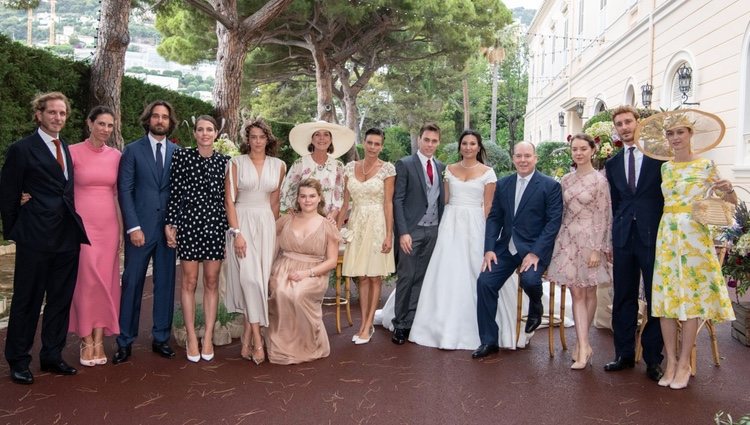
[
  {"x1": 426, "y1": 159, "x2": 434, "y2": 185},
  {"x1": 52, "y1": 139, "x2": 65, "y2": 171}
]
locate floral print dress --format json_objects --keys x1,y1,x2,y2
[
  {"x1": 652, "y1": 158, "x2": 735, "y2": 321},
  {"x1": 280, "y1": 154, "x2": 345, "y2": 215}
]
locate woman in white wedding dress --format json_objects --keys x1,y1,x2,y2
[{"x1": 378, "y1": 130, "x2": 521, "y2": 349}]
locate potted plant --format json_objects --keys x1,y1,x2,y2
[
  {"x1": 212, "y1": 302, "x2": 235, "y2": 346},
  {"x1": 172, "y1": 308, "x2": 187, "y2": 348},
  {"x1": 719, "y1": 202, "x2": 750, "y2": 346}
]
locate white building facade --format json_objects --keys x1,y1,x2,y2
[{"x1": 524, "y1": 0, "x2": 750, "y2": 183}]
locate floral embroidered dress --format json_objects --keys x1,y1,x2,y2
[
  {"x1": 547, "y1": 170, "x2": 612, "y2": 287},
  {"x1": 280, "y1": 154, "x2": 345, "y2": 215},
  {"x1": 341, "y1": 161, "x2": 396, "y2": 277},
  {"x1": 652, "y1": 158, "x2": 735, "y2": 321}
]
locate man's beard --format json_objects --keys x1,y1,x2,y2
[{"x1": 150, "y1": 125, "x2": 169, "y2": 136}]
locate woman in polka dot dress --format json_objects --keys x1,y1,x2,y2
[{"x1": 165, "y1": 115, "x2": 229, "y2": 363}]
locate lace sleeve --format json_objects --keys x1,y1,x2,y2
[{"x1": 591, "y1": 173, "x2": 613, "y2": 252}]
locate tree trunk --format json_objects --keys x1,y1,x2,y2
[
  {"x1": 26, "y1": 8, "x2": 32, "y2": 45},
  {"x1": 90, "y1": 0, "x2": 131, "y2": 150},
  {"x1": 48, "y1": 0, "x2": 55, "y2": 45},
  {"x1": 311, "y1": 43, "x2": 336, "y2": 123},
  {"x1": 462, "y1": 78, "x2": 470, "y2": 130},
  {"x1": 214, "y1": 23, "x2": 247, "y2": 142},
  {"x1": 490, "y1": 62, "x2": 499, "y2": 144}
]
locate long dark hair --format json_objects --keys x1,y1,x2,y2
[
  {"x1": 139, "y1": 100, "x2": 177, "y2": 135},
  {"x1": 458, "y1": 129, "x2": 487, "y2": 164},
  {"x1": 241, "y1": 117, "x2": 278, "y2": 156}
]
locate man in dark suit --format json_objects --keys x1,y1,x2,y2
[
  {"x1": 472, "y1": 141, "x2": 562, "y2": 359},
  {"x1": 113, "y1": 100, "x2": 178, "y2": 364},
  {"x1": 391, "y1": 123, "x2": 445, "y2": 344},
  {"x1": 0, "y1": 92, "x2": 89, "y2": 384},
  {"x1": 604, "y1": 105, "x2": 664, "y2": 381}
]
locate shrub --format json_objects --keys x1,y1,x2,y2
[{"x1": 536, "y1": 140, "x2": 571, "y2": 178}]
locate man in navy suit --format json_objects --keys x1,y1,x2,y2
[
  {"x1": 0, "y1": 92, "x2": 89, "y2": 384},
  {"x1": 391, "y1": 123, "x2": 445, "y2": 344},
  {"x1": 473, "y1": 142, "x2": 562, "y2": 359},
  {"x1": 113, "y1": 100, "x2": 178, "y2": 364},
  {"x1": 603, "y1": 105, "x2": 664, "y2": 381}
]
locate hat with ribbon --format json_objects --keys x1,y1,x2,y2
[
  {"x1": 288, "y1": 120, "x2": 355, "y2": 158},
  {"x1": 633, "y1": 109, "x2": 725, "y2": 160}
]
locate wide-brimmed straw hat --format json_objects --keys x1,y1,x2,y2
[
  {"x1": 288, "y1": 120, "x2": 355, "y2": 158},
  {"x1": 634, "y1": 109, "x2": 725, "y2": 160}
]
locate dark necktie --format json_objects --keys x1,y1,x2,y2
[
  {"x1": 426, "y1": 159, "x2": 434, "y2": 185},
  {"x1": 52, "y1": 139, "x2": 64, "y2": 171},
  {"x1": 156, "y1": 142, "x2": 164, "y2": 180},
  {"x1": 627, "y1": 146, "x2": 636, "y2": 193}
]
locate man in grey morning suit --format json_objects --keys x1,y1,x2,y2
[{"x1": 391, "y1": 123, "x2": 446, "y2": 345}]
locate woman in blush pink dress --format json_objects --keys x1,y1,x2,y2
[
  {"x1": 68, "y1": 106, "x2": 123, "y2": 366},
  {"x1": 547, "y1": 133, "x2": 612, "y2": 370}
]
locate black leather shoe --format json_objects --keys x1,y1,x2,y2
[
  {"x1": 152, "y1": 342, "x2": 175, "y2": 359},
  {"x1": 604, "y1": 357, "x2": 636, "y2": 372},
  {"x1": 10, "y1": 369, "x2": 34, "y2": 385},
  {"x1": 40, "y1": 360, "x2": 77, "y2": 375},
  {"x1": 472, "y1": 344, "x2": 500, "y2": 359},
  {"x1": 646, "y1": 364, "x2": 664, "y2": 382},
  {"x1": 525, "y1": 300, "x2": 543, "y2": 333},
  {"x1": 391, "y1": 329, "x2": 407, "y2": 345},
  {"x1": 112, "y1": 345, "x2": 132, "y2": 364}
]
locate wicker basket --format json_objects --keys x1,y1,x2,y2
[{"x1": 692, "y1": 187, "x2": 735, "y2": 226}]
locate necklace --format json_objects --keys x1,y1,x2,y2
[
  {"x1": 459, "y1": 160, "x2": 480, "y2": 169},
  {"x1": 361, "y1": 159, "x2": 380, "y2": 176}
]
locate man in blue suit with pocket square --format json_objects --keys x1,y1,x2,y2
[
  {"x1": 473, "y1": 141, "x2": 563, "y2": 359},
  {"x1": 113, "y1": 100, "x2": 178, "y2": 364}
]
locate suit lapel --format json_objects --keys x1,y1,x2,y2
[
  {"x1": 29, "y1": 135, "x2": 66, "y2": 182},
  {"x1": 140, "y1": 137, "x2": 160, "y2": 182},
  {"x1": 610, "y1": 150, "x2": 627, "y2": 191},
  {"x1": 162, "y1": 140, "x2": 175, "y2": 184},
  {"x1": 410, "y1": 154, "x2": 428, "y2": 194},
  {"x1": 515, "y1": 173, "x2": 540, "y2": 215},
  {"x1": 508, "y1": 176, "x2": 517, "y2": 217}
]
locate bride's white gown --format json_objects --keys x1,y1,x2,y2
[
  {"x1": 376, "y1": 167, "x2": 573, "y2": 350},
  {"x1": 378, "y1": 168, "x2": 517, "y2": 349}
]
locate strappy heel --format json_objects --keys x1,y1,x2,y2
[{"x1": 80, "y1": 341, "x2": 96, "y2": 367}]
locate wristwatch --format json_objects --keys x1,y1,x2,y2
[{"x1": 229, "y1": 228, "x2": 240, "y2": 236}]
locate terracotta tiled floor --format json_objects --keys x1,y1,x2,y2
[{"x1": 0, "y1": 278, "x2": 748, "y2": 425}]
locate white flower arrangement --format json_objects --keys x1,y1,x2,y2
[{"x1": 214, "y1": 133, "x2": 240, "y2": 157}]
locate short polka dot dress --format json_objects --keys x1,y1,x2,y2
[{"x1": 165, "y1": 147, "x2": 229, "y2": 261}]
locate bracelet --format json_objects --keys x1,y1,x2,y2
[
  {"x1": 728, "y1": 189, "x2": 735, "y2": 194},
  {"x1": 309, "y1": 268, "x2": 315, "y2": 278},
  {"x1": 229, "y1": 227, "x2": 240, "y2": 236}
]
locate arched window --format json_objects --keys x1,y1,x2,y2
[{"x1": 625, "y1": 85, "x2": 635, "y2": 106}]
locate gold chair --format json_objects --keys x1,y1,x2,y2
[
  {"x1": 322, "y1": 250, "x2": 353, "y2": 333},
  {"x1": 514, "y1": 269, "x2": 567, "y2": 357}
]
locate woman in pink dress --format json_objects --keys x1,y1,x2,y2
[
  {"x1": 547, "y1": 133, "x2": 612, "y2": 370},
  {"x1": 68, "y1": 106, "x2": 123, "y2": 366}
]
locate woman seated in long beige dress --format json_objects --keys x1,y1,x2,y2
[{"x1": 266, "y1": 178, "x2": 340, "y2": 365}]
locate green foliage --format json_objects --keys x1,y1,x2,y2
[
  {"x1": 216, "y1": 302, "x2": 239, "y2": 326},
  {"x1": 535, "y1": 141, "x2": 571, "y2": 178},
  {"x1": 0, "y1": 34, "x2": 213, "y2": 168},
  {"x1": 582, "y1": 110, "x2": 612, "y2": 132},
  {"x1": 438, "y1": 140, "x2": 512, "y2": 177},
  {"x1": 154, "y1": 1, "x2": 216, "y2": 64},
  {"x1": 244, "y1": 80, "x2": 317, "y2": 125},
  {"x1": 714, "y1": 411, "x2": 750, "y2": 425},
  {"x1": 173, "y1": 308, "x2": 185, "y2": 328}
]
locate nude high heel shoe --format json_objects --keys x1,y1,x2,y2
[
  {"x1": 571, "y1": 349, "x2": 593, "y2": 370},
  {"x1": 93, "y1": 342, "x2": 108, "y2": 365},
  {"x1": 80, "y1": 341, "x2": 96, "y2": 367}
]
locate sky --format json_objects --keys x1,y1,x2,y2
[{"x1": 503, "y1": 0, "x2": 542, "y2": 9}]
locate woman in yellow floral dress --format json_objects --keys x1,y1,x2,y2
[{"x1": 647, "y1": 111, "x2": 736, "y2": 390}]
